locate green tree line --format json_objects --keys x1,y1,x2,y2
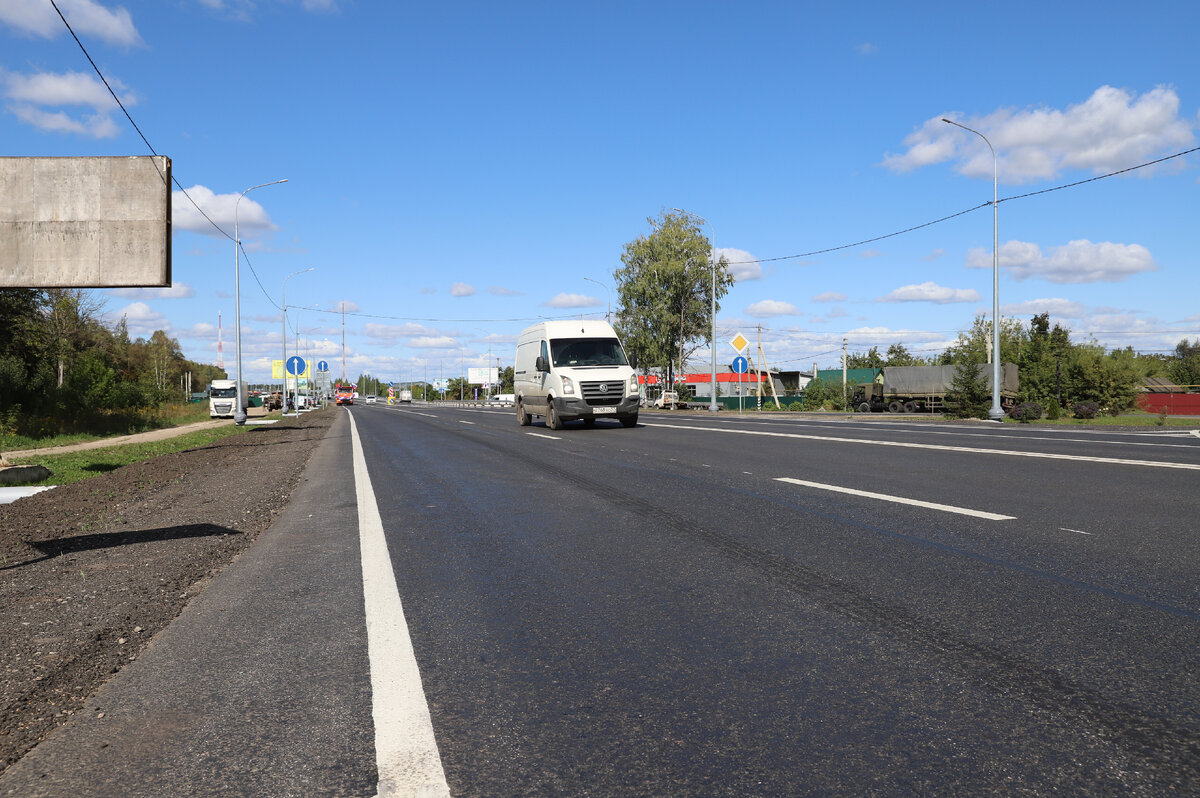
[
  {"x1": 843, "y1": 312, "x2": 1199, "y2": 417},
  {"x1": 1, "y1": 288, "x2": 226, "y2": 438}
]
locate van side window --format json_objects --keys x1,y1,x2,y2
[{"x1": 540, "y1": 340, "x2": 549, "y2": 366}]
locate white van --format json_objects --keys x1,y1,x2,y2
[{"x1": 514, "y1": 320, "x2": 639, "y2": 429}]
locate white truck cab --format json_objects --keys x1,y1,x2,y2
[{"x1": 514, "y1": 320, "x2": 639, "y2": 429}]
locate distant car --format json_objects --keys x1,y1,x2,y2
[
  {"x1": 654, "y1": 391, "x2": 682, "y2": 409},
  {"x1": 365, "y1": 394, "x2": 377, "y2": 404}
]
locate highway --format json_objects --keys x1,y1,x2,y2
[{"x1": 4, "y1": 404, "x2": 1198, "y2": 796}]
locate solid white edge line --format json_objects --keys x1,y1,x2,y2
[
  {"x1": 348, "y1": 413, "x2": 451, "y2": 798},
  {"x1": 774, "y1": 477, "x2": 1016, "y2": 521},
  {"x1": 642, "y1": 421, "x2": 1200, "y2": 471}
]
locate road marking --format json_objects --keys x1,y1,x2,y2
[
  {"x1": 775, "y1": 477, "x2": 1015, "y2": 520},
  {"x1": 414, "y1": 412, "x2": 437, "y2": 418},
  {"x1": 458, "y1": 420, "x2": 475, "y2": 425},
  {"x1": 643, "y1": 422, "x2": 1200, "y2": 471},
  {"x1": 1061, "y1": 527, "x2": 1094, "y2": 535},
  {"x1": 347, "y1": 414, "x2": 451, "y2": 798},
  {"x1": 526, "y1": 432, "x2": 561, "y2": 440}
]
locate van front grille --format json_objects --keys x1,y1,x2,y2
[{"x1": 582, "y1": 380, "x2": 623, "y2": 406}]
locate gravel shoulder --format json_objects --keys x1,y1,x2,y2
[{"x1": 0, "y1": 409, "x2": 335, "y2": 774}]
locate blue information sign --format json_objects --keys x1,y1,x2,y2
[
  {"x1": 732, "y1": 356, "x2": 749, "y2": 374},
  {"x1": 317, "y1": 360, "x2": 329, "y2": 372},
  {"x1": 286, "y1": 356, "x2": 307, "y2": 376}
]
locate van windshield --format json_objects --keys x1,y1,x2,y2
[{"x1": 550, "y1": 337, "x2": 629, "y2": 367}]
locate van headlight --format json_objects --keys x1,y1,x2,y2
[
  {"x1": 628, "y1": 374, "x2": 639, "y2": 394},
  {"x1": 561, "y1": 376, "x2": 575, "y2": 395}
]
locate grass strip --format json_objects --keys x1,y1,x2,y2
[{"x1": 8, "y1": 425, "x2": 255, "y2": 487}]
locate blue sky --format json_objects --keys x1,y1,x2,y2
[{"x1": 3, "y1": 1, "x2": 1198, "y2": 384}]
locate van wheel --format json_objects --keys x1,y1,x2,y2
[
  {"x1": 620, "y1": 413, "x2": 638, "y2": 428},
  {"x1": 517, "y1": 400, "x2": 531, "y2": 426},
  {"x1": 545, "y1": 401, "x2": 563, "y2": 430}
]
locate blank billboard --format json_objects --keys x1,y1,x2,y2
[{"x1": 0, "y1": 156, "x2": 172, "y2": 288}]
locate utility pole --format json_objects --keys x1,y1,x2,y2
[{"x1": 843, "y1": 337, "x2": 848, "y2": 409}]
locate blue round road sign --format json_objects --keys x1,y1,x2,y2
[
  {"x1": 732, "y1": 356, "x2": 749, "y2": 374},
  {"x1": 317, "y1": 360, "x2": 329, "y2": 372},
  {"x1": 286, "y1": 356, "x2": 307, "y2": 376}
]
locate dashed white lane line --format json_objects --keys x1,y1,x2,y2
[
  {"x1": 643, "y1": 422, "x2": 1200, "y2": 471},
  {"x1": 458, "y1": 420, "x2": 475, "y2": 425},
  {"x1": 526, "y1": 432, "x2": 561, "y2": 440},
  {"x1": 1061, "y1": 527, "x2": 1094, "y2": 536},
  {"x1": 348, "y1": 413, "x2": 451, "y2": 798},
  {"x1": 775, "y1": 477, "x2": 1016, "y2": 521}
]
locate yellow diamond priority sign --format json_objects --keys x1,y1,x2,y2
[{"x1": 729, "y1": 332, "x2": 749, "y2": 353}]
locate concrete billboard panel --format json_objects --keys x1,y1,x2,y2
[{"x1": 0, "y1": 156, "x2": 171, "y2": 288}]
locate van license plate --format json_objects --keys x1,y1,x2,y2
[{"x1": 592, "y1": 407, "x2": 616, "y2": 414}]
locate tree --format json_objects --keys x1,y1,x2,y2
[
  {"x1": 614, "y1": 210, "x2": 733, "y2": 382},
  {"x1": 945, "y1": 358, "x2": 991, "y2": 419},
  {"x1": 940, "y1": 314, "x2": 1027, "y2": 366},
  {"x1": 846, "y1": 347, "x2": 884, "y2": 369},
  {"x1": 1168, "y1": 339, "x2": 1200, "y2": 389}
]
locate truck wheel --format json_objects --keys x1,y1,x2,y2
[
  {"x1": 858, "y1": 402, "x2": 871, "y2": 413},
  {"x1": 888, "y1": 400, "x2": 903, "y2": 413},
  {"x1": 903, "y1": 401, "x2": 917, "y2": 414},
  {"x1": 517, "y1": 400, "x2": 531, "y2": 426},
  {"x1": 546, "y1": 401, "x2": 562, "y2": 430},
  {"x1": 620, "y1": 413, "x2": 638, "y2": 428}
]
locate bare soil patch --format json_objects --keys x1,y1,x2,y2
[{"x1": 0, "y1": 410, "x2": 334, "y2": 774}]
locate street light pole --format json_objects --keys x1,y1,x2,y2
[
  {"x1": 583, "y1": 277, "x2": 611, "y2": 323},
  {"x1": 281, "y1": 267, "x2": 314, "y2": 416},
  {"x1": 234, "y1": 179, "x2": 287, "y2": 425},
  {"x1": 673, "y1": 208, "x2": 718, "y2": 413},
  {"x1": 942, "y1": 118, "x2": 1004, "y2": 421}
]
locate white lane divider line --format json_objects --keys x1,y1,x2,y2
[
  {"x1": 458, "y1": 420, "x2": 475, "y2": 425},
  {"x1": 643, "y1": 422, "x2": 1200, "y2": 471},
  {"x1": 348, "y1": 413, "x2": 451, "y2": 798},
  {"x1": 1060, "y1": 527, "x2": 1094, "y2": 536},
  {"x1": 526, "y1": 432, "x2": 561, "y2": 440},
  {"x1": 774, "y1": 477, "x2": 1016, "y2": 521}
]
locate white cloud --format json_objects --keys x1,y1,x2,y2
[
  {"x1": 409, "y1": 336, "x2": 459, "y2": 350},
  {"x1": 0, "y1": 0, "x2": 142, "y2": 46},
  {"x1": 884, "y1": 85, "x2": 1196, "y2": 183},
  {"x1": 1000, "y1": 298, "x2": 1087, "y2": 318},
  {"x1": 107, "y1": 283, "x2": 195, "y2": 299},
  {"x1": 746, "y1": 300, "x2": 800, "y2": 318},
  {"x1": 544, "y1": 293, "x2": 599, "y2": 309},
  {"x1": 967, "y1": 239, "x2": 1157, "y2": 284},
  {"x1": 450, "y1": 282, "x2": 476, "y2": 297},
  {"x1": 172, "y1": 185, "x2": 279, "y2": 237},
  {"x1": 363, "y1": 322, "x2": 438, "y2": 341},
  {"x1": 813, "y1": 292, "x2": 847, "y2": 303},
  {"x1": 718, "y1": 248, "x2": 762, "y2": 282},
  {"x1": 880, "y1": 281, "x2": 981, "y2": 304},
  {"x1": 2, "y1": 69, "x2": 135, "y2": 138},
  {"x1": 103, "y1": 301, "x2": 169, "y2": 338}
]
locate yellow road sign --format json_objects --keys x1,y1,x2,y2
[{"x1": 729, "y1": 332, "x2": 749, "y2": 352}]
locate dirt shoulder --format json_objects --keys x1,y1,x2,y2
[{"x1": 0, "y1": 408, "x2": 335, "y2": 775}]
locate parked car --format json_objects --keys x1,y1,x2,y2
[{"x1": 654, "y1": 391, "x2": 682, "y2": 409}]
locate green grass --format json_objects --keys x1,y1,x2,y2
[
  {"x1": 1005, "y1": 412, "x2": 1199, "y2": 427},
  {"x1": 1, "y1": 401, "x2": 218, "y2": 453},
  {"x1": 7, "y1": 425, "x2": 255, "y2": 487}
]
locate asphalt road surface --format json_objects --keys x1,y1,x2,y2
[{"x1": 5, "y1": 406, "x2": 1199, "y2": 796}]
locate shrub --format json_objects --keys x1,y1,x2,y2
[
  {"x1": 1007, "y1": 402, "x2": 1044, "y2": 423},
  {"x1": 1045, "y1": 401, "x2": 1061, "y2": 420},
  {"x1": 788, "y1": 401, "x2": 804, "y2": 411},
  {"x1": 1072, "y1": 401, "x2": 1100, "y2": 419}
]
